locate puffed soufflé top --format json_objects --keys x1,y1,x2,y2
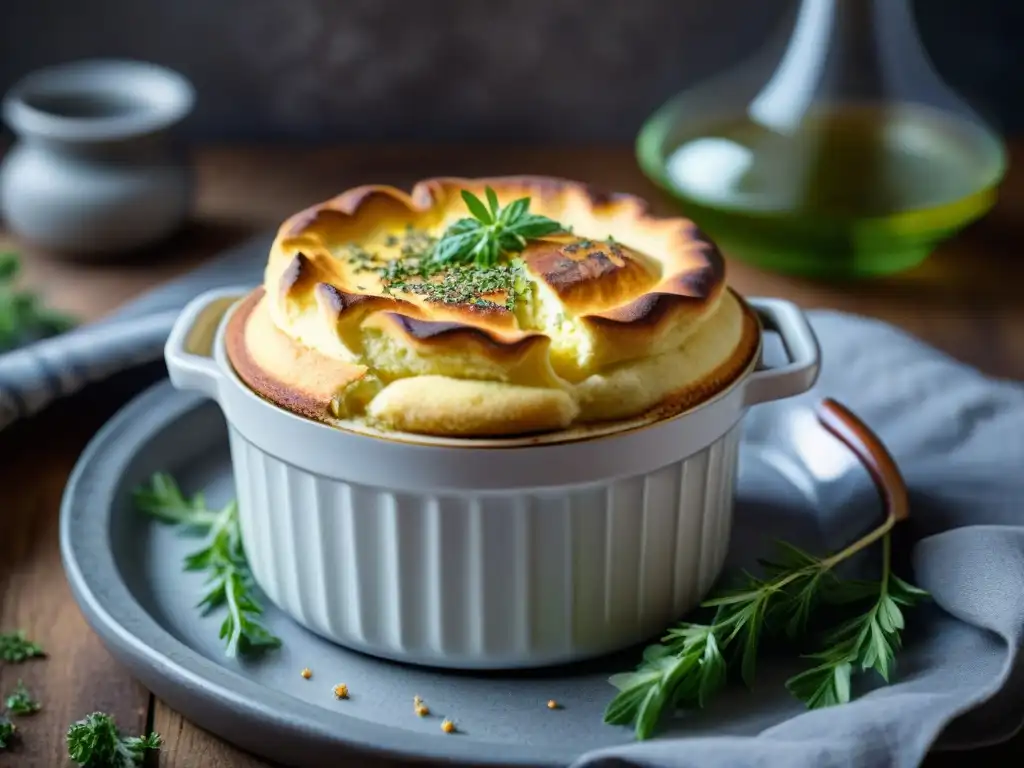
[{"x1": 226, "y1": 176, "x2": 759, "y2": 438}]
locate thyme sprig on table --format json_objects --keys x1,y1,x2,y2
[
  {"x1": 0, "y1": 716, "x2": 14, "y2": 749},
  {"x1": 0, "y1": 630, "x2": 44, "y2": 663},
  {"x1": 430, "y1": 187, "x2": 566, "y2": 268},
  {"x1": 0, "y1": 252, "x2": 76, "y2": 352},
  {"x1": 5, "y1": 680, "x2": 41, "y2": 716},
  {"x1": 66, "y1": 712, "x2": 161, "y2": 767},
  {"x1": 785, "y1": 535, "x2": 929, "y2": 707},
  {"x1": 605, "y1": 527, "x2": 928, "y2": 739},
  {"x1": 134, "y1": 473, "x2": 281, "y2": 657}
]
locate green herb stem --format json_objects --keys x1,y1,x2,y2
[
  {"x1": 429, "y1": 187, "x2": 565, "y2": 269},
  {"x1": 134, "y1": 474, "x2": 281, "y2": 657},
  {"x1": 605, "y1": 514, "x2": 928, "y2": 740},
  {"x1": 819, "y1": 512, "x2": 896, "y2": 571}
]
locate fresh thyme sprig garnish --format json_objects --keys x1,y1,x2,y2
[
  {"x1": 430, "y1": 187, "x2": 565, "y2": 268},
  {"x1": 0, "y1": 252, "x2": 76, "y2": 352},
  {"x1": 66, "y1": 712, "x2": 161, "y2": 767},
  {"x1": 4, "y1": 680, "x2": 41, "y2": 716},
  {"x1": 132, "y1": 472, "x2": 220, "y2": 531},
  {"x1": 605, "y1": 399, "x2": 929, "y2": 739},
  {"x1": 605, "y1": 520, "x2": 927, "y2": 739},
  {"x1": 785, "y1": 535, "x2": 929, "y2": 707},
  {"x1": 337, "y1": 188, "x2": 559, "y2": 310},
  {"x1": 134, "y1": 473, "x2": 281, "y2": 657},
  {"x1": 0, "y1": 630, "x2": 44, "y2": 663}
]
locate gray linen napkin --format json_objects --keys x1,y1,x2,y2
[
  {"x1": 3, "y1": 235, "x2": 1023, "y2": 768},
  {"x1": 0, "y1": 235, "x2": 272, "y2": 429},
  {"x1": 573, "y1": 312, "x2": 1024, "y2": 768}
]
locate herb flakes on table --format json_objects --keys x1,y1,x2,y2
[
  {"x1": 0, "y1": 251, "x2": 76, "y2": 353},
  {"x1": 66, "y1": 712, "x2": 161, "y2": 768},
  {"x1": 0, "y1": 630, "x2": 44, "y2": 663},
  {"x1": 0, "y1": 716, "x2": 14, "y2": 749},
  {"x1": 4, "y1": 680, "x2": 41, "y2": 715},
  {"x1": 133, "y1": 472, "x2": 282, "y2": 657}
]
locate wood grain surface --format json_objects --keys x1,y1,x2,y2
[{"x1": 0, "y1": 144, "x2": 1022, "y2": 767}]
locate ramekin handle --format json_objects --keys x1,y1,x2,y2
[
  {"x1": 164, "y1": 288, "x2": 243, "y2": 401},
  {"x1": 744, "y1": 297, "x2": 821, "y2": 405},
  {"x1": 815, "y1": 398, "x2": 909, "y2": 524}
]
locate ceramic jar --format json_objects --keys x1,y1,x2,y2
[{"x1": 0, "y1": 59, "x2": 195, "y2": 259}]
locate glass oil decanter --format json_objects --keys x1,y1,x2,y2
[{"x1": 636, "y1": 0, "x2": 1007, "y2": 278}]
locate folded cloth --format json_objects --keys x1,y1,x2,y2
[
  {"x1": 2, "y1": 234, "x2": 1023, "y2": 768},
  {"x1": 574, "y1": 314, "x2": 1024, "y2": 768},
  {"x1": 0, "y1": 235, "x2": 271, "y2": 430}
]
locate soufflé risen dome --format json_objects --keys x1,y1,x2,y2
[{"x1": 226, "y1": 176, "x2": 761, "y2": 439}]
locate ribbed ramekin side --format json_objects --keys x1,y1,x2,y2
[{"x1": 228, "y1": 422, "x2": 741, "y2": 669}]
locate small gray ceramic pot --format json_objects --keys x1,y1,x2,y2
[{"x1": 0, "y1": 59, "x2": 195, "y2": 259}]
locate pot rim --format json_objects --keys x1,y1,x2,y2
[
  {"x1": 166, "y1": 287, "x2": 819, "y2": 489},
  {"x1": 2, "y1": 58, "x2": 195, "y2": 143},
  {"x1": 213, "y1": 290, "x2": 765, "y2": 451}
]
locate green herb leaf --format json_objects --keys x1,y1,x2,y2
[
  {"x1": 606, "y1": 528, "x2": 929, "y2": 739},
  {"x1": 507, "y1": 214, "x2": 563, "y2": 240},
  {"x1": 132, "y1": 472, "x2": 219, "y2": 530},
  {"x1": 135, "y1": 474, "x2": 281, "y2": 657},
  {"x1": 785, "y1": 534, "x2": 929, "y2": 710},
  {"x1": 461, "y1": 189, "x2": 493, "y2": 224},
  {"x1": 890, "y1": 574, "x2": 931, "y2": 604},
  {"x1": 697, "y1": 631, "x2": 728, "y2": 706},
  {"x1": 603, "y1": 642, "x2": 704, "y2": 739},
  {"x1": 0, "y1": 630, "x2": 44, "y2": 663},
  {"x1": 4, "y1": 680, "x2": 40, "y2": 715},
  {"x1": 185, "y1": 501, "x2": 281, "y2": 656},
  {"x1": 786, "y1": 659, "x2": 853, "y2": 709},
  {"x1": 500, "y1": 197, "x2": 530, "y2": 224},
  {"x1": 430, "y1": 188, "x2": 565, "y2": 268},
  {"x1": 485, "y1": 186, "x2": 501, "y2": 218},
  {"x1": 0, "y1": 252, "x2": 19, "y2": 281},
  {"x1": 66, "y1": 712, "x2": 161, "y2": 767},
  {"x1": 0, "y1": 716, "x2": 15, "y2": 749},
  {"x1": 0, "y1": 252, "x2": 77, "y2": 352}
]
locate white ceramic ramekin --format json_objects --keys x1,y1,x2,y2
[{"x1": 165, "y1": 288, "x2": 820, "y2": 669}]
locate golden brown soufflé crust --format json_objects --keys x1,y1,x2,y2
[{"x1": 226, "y1": 176, "x2": 760, "y2": 440}]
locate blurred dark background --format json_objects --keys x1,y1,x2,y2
[{"x1": 1, "y1": 0, "x2": 1020, "y2": 143}]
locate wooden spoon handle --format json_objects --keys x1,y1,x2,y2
[{"x1": 815, "y1": 398, "x2": 909, "y2": 524}]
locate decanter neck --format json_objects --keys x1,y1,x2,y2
[{"x1": 750, "y1": 0, "x2": 933, "y2": 130}]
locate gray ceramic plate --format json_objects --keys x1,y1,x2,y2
[{"x1": 60, "y1": 380, "x2": 882, "y2": 768}]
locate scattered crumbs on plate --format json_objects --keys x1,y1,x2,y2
[
  {"x1": 300, "y1": 668, "x2": 312, "y2": 680},
  {"x1": 333, "y1": 684, "x2": 349, "y2": 699},
  {"x1": 413, "y1": 694, "x2": 429, "y2": 716},
  {"x1": 440, "y1": 718, "x2": 455, "y2": 734},
  {"x1": 547, "y1": 699, "x2": 560, "y2": 710}
]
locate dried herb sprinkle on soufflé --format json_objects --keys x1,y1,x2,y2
[{"x1": 337, "y1": 187, "x2": 565, "y2": 312}]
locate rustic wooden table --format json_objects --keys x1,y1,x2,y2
[{"x1": 0, "y1": 145, "x2": 1022, "y2": 767}]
